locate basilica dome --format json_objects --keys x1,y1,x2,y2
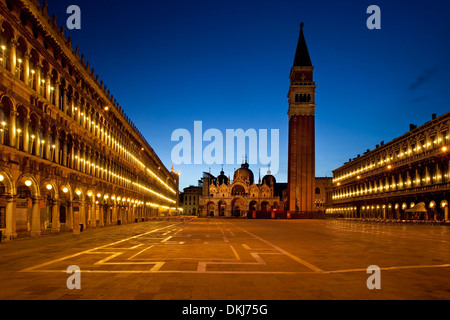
[
  {"x1": 262, "y1": 171, "x2": 276, "y2": 188},
  {"x1": 233, "y1": 161, "x2": 254, "y2": 185},
  {"x1": 217, "y1": 169, "x2": 228, "y2": 185}
]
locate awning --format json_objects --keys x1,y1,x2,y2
[{"x1": 405, "y1": 202, "x2": 427, "y2": 213}]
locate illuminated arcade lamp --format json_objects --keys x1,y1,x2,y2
[
  {"x1": 62, "y1": 187, "x2": 68, "y2": 193},
  {"x1": 76, "y1": 190, "x2": 82, "y2": 196},
  {"x1": 87, "y1": 191, "x2": 93, "y2": 197},
  {"x1": 25, "y1": 180, "x2": 32, "y2": 187},
  {"x1": 0, "y1": 174, "x2": 4, "y2": 182},
  {"x1": 46, "y1": 184, "x2": 52, "y2": 190}
]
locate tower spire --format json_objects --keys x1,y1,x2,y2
[{"x1": 293, "y1": 22, "x2": 312, "y2": 67}]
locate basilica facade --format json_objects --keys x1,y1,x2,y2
[{"x1": 198, "y1": 162, "x2": 283, "y2": 217}]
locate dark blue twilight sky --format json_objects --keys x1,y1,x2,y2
[{"x1": 40, "y1": 0, "x2": 450, "y2": 190}]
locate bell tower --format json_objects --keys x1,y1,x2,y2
[{"x1": 287, "y1": 23, "x2": 316, "y2": 212}]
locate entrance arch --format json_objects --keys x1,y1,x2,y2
[{"x1": 231, "y1": 197, "x2": 244, "y2": 217}]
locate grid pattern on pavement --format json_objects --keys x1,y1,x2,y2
[{"x1": 20, "y1": 220, "x2": 322, "y2": 275}]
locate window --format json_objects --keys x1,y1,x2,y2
[{"x1": 315, "y1": 187, "x2": 321, "y2": 194}]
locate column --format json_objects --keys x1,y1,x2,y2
[
  {"x1": 53, "y1": 133, "x2": 59, "y2": 163},
  {"x1": 23, "y1": 117, "x2": 30, "y2": 153},
  {"x1": 54, "y1": 81, "x2": 60, "y2": 109},
  {"x1": 44, "y1": 131, "x2": 51, "y2": 160},
  {"x1": 45, "y1": 72, "x2": 51, "y2": 101},
  {"x1": 51, "y1": 200, "x2": 60, "y2": 232},
  {"x1": 30, "y1": 197, "x2": 41, "y2": 237},
  {"x1": 72, "y1": 203, "x2": 80, "y2": 235},
  {"x1": 8, "y1": 109, "x2": 16, "y2": 148},
  {"x1": 35, "y1": 64, "x2": 42, "y2": 92},
  {"x1": 61, "y1": 88, "x2": 67, "y2": 112},
  {"x1": 62, "y1": 139, "x2": 67, "y2": 167},
  {"x1": 8, "y1": 40, "x2": 17, "y2": 74},
  {"x1": 90, "y1": 201, "x2": 96, "y2": 228},
  {"x1": 98, "y1": 203, "x2": 104, "y2": 227},
  {"x1": 23, "y1": 52, "x2": 30, "y2": 86},
  {"x1": 79, "y1": 200, "x2": 86, "y2": 229},
  {"x1": 5, "y1": 196, "x2": 17, "y2": 240},
  {"x1": 66, "y1": 202, "x2": 73, "y2": 230}
]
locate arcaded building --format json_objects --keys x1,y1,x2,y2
[
  {"x1": 327, "y1": 112, "x2": 450, "y2": 221},
  {"x1": 0, "y1": 0, "x2": 179, "y2": 240}
]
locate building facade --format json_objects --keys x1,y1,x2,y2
[
  {"x1": 198, "y1": 163, "x2": 282, "y2": 217},
  {"x1": 0, "y1": 0, "x2": 179, "y2": 240},
  {"x1": 314, "y1": 177, "x2": 332, "y2": 212},
  {"x1": 287, "y1": 23, "x2": 316, "y2": 212},
  {"x1": 180, "y1": 185, "x2": 202, "y2": 215},
  {"x1": 327, "y1": 112, "x2": 450, "y2": 221}
]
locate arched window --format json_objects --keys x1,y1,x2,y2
[
  {"x1": 315, "y1": 187, "x2": 321, "y2": 195},
  {"x1": 231, "y1": 185, "x2": 245, "y2": 196}
]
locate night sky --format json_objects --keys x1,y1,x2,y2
[{"x1": 39, "y1": 0, "x2": 450, "y2": 190}]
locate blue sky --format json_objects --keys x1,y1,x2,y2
[{"x1": 40, "y1": 0, "x2": 450, "y2": 190}]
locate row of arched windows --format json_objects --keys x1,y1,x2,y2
[{"x1": 0, "y1": 6, "x2": 177, "y2": 202}]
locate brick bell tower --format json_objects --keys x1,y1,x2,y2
[{"x1": 287, "y1": 23, "x2": 316, "y2": 213}]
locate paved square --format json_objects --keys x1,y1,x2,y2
[{"x1": 0, "y1": 218, "x2": 449, "y2": 299}]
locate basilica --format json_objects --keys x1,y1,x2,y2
[{"x1": 198, "y1": 161, "x2": 284, "y2": 217}]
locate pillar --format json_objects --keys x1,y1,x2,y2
[
  {"x1": 23, "y1": 118, "x2": 29, "y2": 153},
  {"x1": 66, "y1": 202, "x2": 73, "y2": 230},
  {"x1": 23, "y1": 52, "x2": 30, "y2": 86},
  {"x1": 34, "y1": 64, "x2": 42, "y2": 92},
  {"x1": 72, "y1": 203, "x2": 80, "y2": 235},
  {"x1": 98, "y1": 203, "x2": 104, "y2": 227},
  {"x1": 91, "y1": 201, "x2": 96, "y2": 228},
  {"x1": 8, "y1": 40, "x2": 17, "y2": 75},
  {"x1": 79, "y1": 200, "x2": 86, "y2": 228},
  {"x1": 8, "y1": 109, "x2": 16, "y2": 148},
  {"x1": 5, "y1": 196, "x2": 17, "y2": 240},
  {"x1": 30, "y1": 197, "x2": 41, "y2": 237},
  {"x1": 45, "y1": 72, "x2": 51, "y2": 101},
  {"x1": 54, "y1": 81, "x2": 60, "y2": 109},
  {"x1": 51, "y1": 200, "x2": 60, "y2": 232},
  {"x1": 53, "y1": 133, "x2": 59, "y2": 163},
  {"x1": 44, "y1": 131, "x2": 51, "y2": 160},
  {"x1": 112, "y1": 205, "x2": 117, "y2": 225}
]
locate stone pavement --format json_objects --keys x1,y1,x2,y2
[{"x1": 0, "y1": 218, "x2": 449, "y2": 300}]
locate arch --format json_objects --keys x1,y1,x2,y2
[
  {"x1": 0, "y1": 20, "x2": 15, "y2": 44},
  {"x1": 16, "y1": 174, "x2": 39, "y2": 198},
  {"x1": 206, "y1": 201, "x2": 215, "y2": 217},
  {"x1": 218, "y1": 200, "x2": 226, "y2": 216},
  {"x1": 1, "y1": 95, "x2": 15, "y2": 146},
  {"x1": 0, "y1": 170, "x2": 14, "y2": 195},
  {"x1": 231, "y1": 184, "x2": 246, "y2": 196},
  {"x1": 59, "y1": 183, "x2": 73, "y2": 202},
  {"x1": 261, "y1": 201, "x2": 269, "y2": 211},
  {"x1": 231, "y1": 197, "x2": 245, "y2": 217},
  {"x1": 40, "y1": 179, "x2": 58, "y2": 199}
]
